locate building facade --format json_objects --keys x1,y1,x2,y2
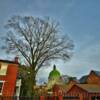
[
  {"x1": 52, "y1": 70, "x2": 100, "y2": 100},
  {"x1": 0, "y1": 59, "x2": 19, "y2": 96}
]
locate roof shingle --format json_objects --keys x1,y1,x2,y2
[{"x1": 77, "y1": 84, "x2": 100, "y2": 93}]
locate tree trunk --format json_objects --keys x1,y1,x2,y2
[{"x1": 26, "y1": 66, "x2": 36, "y2": 96}]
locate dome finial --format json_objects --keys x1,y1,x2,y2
[
  {"x1": 48, "y1": 64, "x2": 60, "y2": 79},
  {"x1": 53, "y1": 64, "x2": 56, "y2": 70}
]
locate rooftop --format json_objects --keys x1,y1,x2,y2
[
  {"x1": 77, "y1": 84, "x2": 100, "y2": 93},
  {"x1": 0, "y1": 59, "x2": 18, "y2": 64},
  {"x1": 92, "y1": 70, "x2": 100, "y2": 76}
]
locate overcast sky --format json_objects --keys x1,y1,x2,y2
[{"x1": 0, "y1": 0, "x2": 100, "y2": 82}]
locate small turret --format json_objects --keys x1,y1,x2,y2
[{"x1": 53, "y1": 64, "x2": 56, "y2": 70}]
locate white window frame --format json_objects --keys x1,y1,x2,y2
[
  {"x1": 0, "y1": 63, "x2": 8, "y2": 76},
  {"x1": 0, "y1": 81, "x2": 5, "y2": 95}
]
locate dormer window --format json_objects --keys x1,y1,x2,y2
[{"x1": 0, "y1": 63, "x2": 8, "y2": 75}]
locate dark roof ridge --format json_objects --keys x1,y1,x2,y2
[
  {"x1": 0, "y1": 59, "x2": 19, "y2": 64},
  {"x1": 91, "y1": 70, "x2": 100, "y2": 76}
]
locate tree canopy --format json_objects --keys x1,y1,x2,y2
[{"x1": 2, "y1": 16, "x2": 74, "y2": 95}]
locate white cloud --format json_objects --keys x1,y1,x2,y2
[{"x1": 37, "y1": 38, "x2": 100, "y2": 82}]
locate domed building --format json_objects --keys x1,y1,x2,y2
[
  {"x1": 36, "y1": 65, "x2": 79, "y2": 95},
  {"x1": 49, "y1": 65, "x2": 61, "y2": 80},
  {"x1": 47, "y1": 65, "x2": 63, "y2": 89}
]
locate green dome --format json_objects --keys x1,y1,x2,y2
[{"x1": 49, "y1": 65, "x2": 61, "y2": 79}]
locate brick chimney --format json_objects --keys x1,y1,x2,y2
[{"x1": 15, "y1": 56, "x2": 19, "y2": 63}]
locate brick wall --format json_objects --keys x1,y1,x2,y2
[{"x1": 0, "y1": 63, "x2": 18, "y2": 96}]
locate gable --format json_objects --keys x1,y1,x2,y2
[
  {"x1": 87, "y1": 71, "x2": 100, "y2": 84},
  {"x1": 67, "y1": 85, "x2": 88, "y2": 94}
]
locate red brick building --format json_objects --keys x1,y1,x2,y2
[
  {"x1": 52, "y1": 70, "x2": 100, "y2": 100},
  {"x1": 87, "y1": 70, "x2": 100, "y2": 85},
  {"x1": 0, "y1": 59, "x2": 18, "y2": 96},
  {"x1": 67, "y1": 84, "x2": 100, "y2": 100}
]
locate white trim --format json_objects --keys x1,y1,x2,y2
[
  {"x1": 15, "y1": 79, "x2": 21, "y2": 96},
  {"x1": 0, "y1": 63, "x2": 8, "y2": 75},
  {"x1": 0, "y1": 80, "x2": 5, "y2": 95}
]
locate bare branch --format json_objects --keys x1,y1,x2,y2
[{"x1": 2, "y1": 16, "x2": 74, "y2": 86}]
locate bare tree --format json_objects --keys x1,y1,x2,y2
[{"x1": 2, "y1": 16, "x2": 74, "y2": 95}]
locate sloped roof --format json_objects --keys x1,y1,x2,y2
[
  {"x1": 77, "y1": 84, "x2": 100, "y2": 93},
  {"x1": 79, "y1": 70, "x2": 100, "y2": 84},
  {"x1": 54, "y1": 84, "x2": 74, "y2": 92},
  {"x1": 53, "y1": 83, "x2": 100, "y2": 93},
  {"x1": 92, "y1": 70, "x2": 100, "y2": 76},
  {"x1": 79, "y1": 75, "x2": 88, "y2": 84}
]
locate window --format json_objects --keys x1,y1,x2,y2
[
  {"x1": 0, "y1": 81, "x2": 4, "y2": 95},
  {"x1": 0, "y1": 63, "x2": 8, "y2": 75},
  {"x1": 92, "y1": 96, "x2": 100, "y2": 100}
]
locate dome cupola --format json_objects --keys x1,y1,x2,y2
[{"x1": 48, "y1": 65, "x2": 61, "y2": 80}]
